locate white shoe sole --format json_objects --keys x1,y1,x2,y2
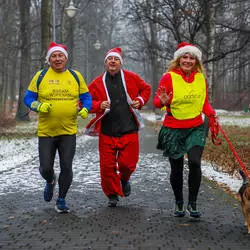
[{"x1": 54, "y1": 205, "x2": 70, "y2": 213}]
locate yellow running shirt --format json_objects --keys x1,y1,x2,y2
[{"x1": 28, "y1": 67, "x2": 89, "y2": 136}]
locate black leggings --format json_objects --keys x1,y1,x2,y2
[
  {"x1": 38, "y1": 135, "x2": 76, "y2": 198},
  {"x1": 169, "y1": 146, "x2": 203, "y2": 203}
]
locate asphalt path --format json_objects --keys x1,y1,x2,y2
[{"x1": 0, "y1": 122, "x2": 250, "y2": 249}]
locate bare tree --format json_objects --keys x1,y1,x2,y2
[
  {"x1": 41, "y1": 0, "x2": 51, "y2": 67},
  {"x1": 0, "y1": 0, "x2": 19, "y2": 115},
  {"x1": 122, "y1": 0, "x2": 250, "y2": 109},
  {"x1": 1, "y1": 0, "x2": 249, "y2": 121},
  {"x1": 203, "y1": 0, "x2": 217, "y2": 104},
  {"x1": 16, "y1": 0, "x2": 31, "y2": 121}
]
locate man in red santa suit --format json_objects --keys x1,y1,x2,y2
[{"x1": 86, "y1": 47, "x2": 151, "y2": 207}]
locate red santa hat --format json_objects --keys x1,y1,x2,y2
[
  {"x1": 104, "y1": 47, "x2": 123, "y2": 64},
  {"x1": 45, "y1": 41, "x2": 68, "y2": 64},
  {"x1": 174, "y1": 42, "x2": 202, "y2": 61}
]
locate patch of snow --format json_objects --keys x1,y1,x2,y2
[
  {"x1": 141, "y1": 109, "x2": 248, "y2": 193},
  {"x1": 0, "y1": 110, "x2": 248, "y2": 196}
]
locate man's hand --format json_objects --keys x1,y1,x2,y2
[
  {"x1": 78, "y1": 107, "x2": 88, "y2": 119},
  {"x1": 38, "y1": 102, "x2": 51, "y2": 113},
  {"x1": 31, "y1": 101, "x2": 51, "y2": 113},
  {"x1": 131, "y1": 100, "x2": 140, "y2": 109},
  {"x1": 100, "y1": 101, "x2": 110, "y2": 110}
]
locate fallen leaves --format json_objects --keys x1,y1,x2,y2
[{"x1": 40, "y1": 219, "x2": 48, "y2": 225}]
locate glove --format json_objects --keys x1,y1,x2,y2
[
  {"x1": 78, "y1": 107, "x2": 88, "y2": 119},
  {"x1": 30, "y1": 101, "x2": 41, "y2": 111},
  {"x1": 209, "y1": 115, "x2": 222, "y2": 145},
  {"x1": 39, "y1": 103, "x2": 51, "y2": 113},
  {"x1": 161, "y1": 106, "x2": 166, "y2": 111},
  {"x1": 31, "y1": 101, "x2": 51, "y2": 113},
  {"x1": 38, "y1": 102, "x2": 51, "y2": 113}
]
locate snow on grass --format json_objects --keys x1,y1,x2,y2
[
  {"x1": 142, "y1": 109, "x2": 250, "y2": 127},
  {"x1": 0, "y1": 109, "x2": 248, "y2": 195},
  {"x1": 141, "y1": 109, "x2": 249, "y2": 193}
]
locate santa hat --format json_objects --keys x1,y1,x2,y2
[
  {"x1": 45, "y1": 41, "x2": 68, "y2": 64},
  {"x1": 104, "y1": 47, "x2": 123, "y2": 64},
  {"x1": 174, "y1": 42, "x2": 202, "y2": 61}
]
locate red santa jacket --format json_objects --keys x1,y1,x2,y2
[{"x1": 86, "y1": 69, "x2": 151, "y2": 135}]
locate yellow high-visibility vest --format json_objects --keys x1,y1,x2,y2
[{"x1": 170, "y1": 71, "x2": 206, "y2": 120}]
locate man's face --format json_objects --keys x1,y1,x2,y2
[
  {"x1": 105, "y1": 56, "x2": 122, "y2": 74},
  {"x1": 49, "y1": 51, "x2": 67, "y2": 72}
]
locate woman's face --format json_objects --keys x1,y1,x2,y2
[{"x1": 179, "y1": 53, "x2": 197, "y2": 74}]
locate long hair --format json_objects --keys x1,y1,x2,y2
[{"x1": 165, "y1": 57, "x2": 207, "y2": 78}]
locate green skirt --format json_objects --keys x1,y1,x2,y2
[{"x1": 157, "y1": 124, "x2": 207, "y2": 159}]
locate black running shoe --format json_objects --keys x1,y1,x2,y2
[
  {"x1": 108, "y1": 194, "x2": 119, "y2": 207},
  {"x1": 187, "y1": 202, "x2": 201, "y2": 218},
  {"x1": 121, "y1": 179, "x2": 131, "y2": 197},
  {"x1": 44, "y1": 174, "x2": 57, "y2": 202},
  {"x1": 174, "y1": 201, "x2": 186, "y2": 217}
]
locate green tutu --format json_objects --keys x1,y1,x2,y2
[{"x1": 157, "y1": 124, "x2": 207, "y2": 159}]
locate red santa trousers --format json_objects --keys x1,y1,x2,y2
[{"x1": 99, "y1": 132, "x2": 139, "y2": 197}]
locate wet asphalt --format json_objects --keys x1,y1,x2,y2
[{"x1": 0, "y1": 122, "x2": 250, "y2": 249}]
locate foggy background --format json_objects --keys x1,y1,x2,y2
[{"x1": 0, "y1": 0, "x2": 249, "y2": 123}]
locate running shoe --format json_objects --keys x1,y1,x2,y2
[
  {"x1": 174, "y1": 201, "x2": 186, "y2": 217},
  {"x1": 44, "y1": 174, "x2": 57, "y2": 202},
  {"x1": 187, "y1": 202, "x2": 201, "y2": 218},
  {"x1": 108, "y1": 194, "x2": 119, "y2": 207},
  {"x1": 121, "y1": 179, "x2": 131, "y2": 197},
  {"x1": 55, "y1": 198, "x2": 70, "y2": 213}
]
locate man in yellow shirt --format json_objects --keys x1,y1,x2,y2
[{"x1": 24, "y1": 42, "x2": 92, "y2": 213}]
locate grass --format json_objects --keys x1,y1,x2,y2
[
  {"x1": 0, "y1": 116, "x2": 92, "y2": 139},
  {"x1": 1, "y1": 114, "x2": 249, "y2": 177},
  {"x1": 203, "y1": 126, "x2": 250, "y2": 175}
]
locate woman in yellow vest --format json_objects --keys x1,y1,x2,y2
[{"x1": 154, "y1": 42, "x2": 216, "y2": 218}]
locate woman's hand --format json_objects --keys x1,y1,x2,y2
[{"x1": 156, "y1": 86, "x2": 172, "y2": 106}]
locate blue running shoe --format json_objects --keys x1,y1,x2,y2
[
  {"x1": 174, "y1": 201, "x2": 186, "y2": 217},
  {"x1": 44, "y1": 174, "x2": 57, "y2": 202},
  {"x1": 55, "y1": 198, "x2": 70, "y2": 213},
  {"x1": 187, "y1": 202, "x2": 201, "y2": 218},
  {"x1": 121, "y1": 179, "x2": 131, "y2": 197},
  {"x1": 108, "y1": 195, "x2": 119, "y2": 207}
]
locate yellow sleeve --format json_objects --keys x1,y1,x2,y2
[
  {"x1": 27, "y1": 70, "x2": 43, "y2": 93},
  {"x1": 75, "y1": 70, "x2": 89, "y2": 94}
]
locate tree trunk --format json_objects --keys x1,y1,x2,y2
[
  {"x1": 0, "y1": 58, "x2": 7, "y2": 113},
  {"x1": 149, "y1": 23, "x2": 158, "y2": 102},
  {"x1": 205, "y1": 0, "x2": 216, "y2": 105},
  {"x1": 9, "y1": 49, "x2": 18, "y2": 113},
  {"x1": 16, "y1": 0, "x2": 31, "y2": 121},
  {"x1": 41, "y1": 0, "x2": 51, "y2": 67}
]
